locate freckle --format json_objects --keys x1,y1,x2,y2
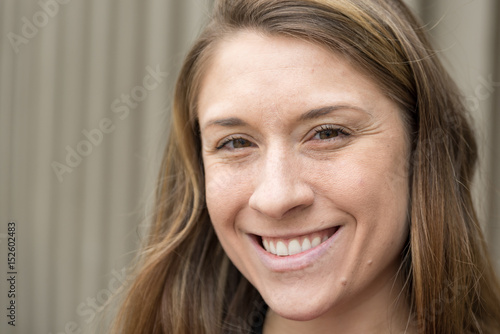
[{"x1": 340, "y1": 277, "x2": 347, "y2": 286}]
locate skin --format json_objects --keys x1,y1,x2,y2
[{"x1": 198, "y1": 31, "x2": 413, "y2": 333}]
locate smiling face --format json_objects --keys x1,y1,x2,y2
[{"x1": 198, "y1": 31, "x2": 411, "y2": 329}]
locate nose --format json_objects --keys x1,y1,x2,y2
[{"x1": 248, "y1": 150, "x2": 314, "y2": 220}]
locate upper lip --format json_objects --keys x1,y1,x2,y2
[{"x1": 250, "y1": 226, "x2": 340, "y2": 239}]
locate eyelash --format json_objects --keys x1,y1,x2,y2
[
  {"x1": 215, "y1": 124, "x2": 351, "y2": 150},
  {"x1": 312, "y1": 124, "x2": 351, "y2": 140}
]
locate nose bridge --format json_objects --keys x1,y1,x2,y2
[
  {"x1": 265, "y1": 145, "x2": 290, "y2": 184},
  {"x1": 249, "y1": 144, "x2": 313, "y2": 219}
]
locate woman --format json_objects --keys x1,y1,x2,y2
[{"x1": 112, "y1": 0, "x2": 500, "y2": 333}]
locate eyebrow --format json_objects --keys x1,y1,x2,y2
[
  {"x1": 202, "y1": 104, "x2": 370, "y2": 131},
  {"x1": 204, "y1": 117, "x2": 248, "y2": 129},
  {"x1": 298, "y1": 105, "x2": 369, "y2": 121}
]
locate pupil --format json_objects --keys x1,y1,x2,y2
[
  {"x1": 320, "y1": 129, "x2": 338, "y2": 139},
  {"x1": 234, "y1": 139, "x2": 248, "y2": 148}
]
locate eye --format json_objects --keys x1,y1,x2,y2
[
  {"x1": 312, "y1": 125, "x2": 350, "y2": 141},
  {"x1": 216, "y1": 136, "x2": 254, "y2": 150}
]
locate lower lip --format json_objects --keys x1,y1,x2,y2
[{"x1": 248, "y1": 227, "x2": 342, "y2": 272}]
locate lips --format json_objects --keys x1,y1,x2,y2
[{"x1": 260, "y1": 227, "x2": 339, "y2": 257}]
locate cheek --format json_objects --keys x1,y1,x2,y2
[
  {"x1": 204, "y1": 164, "x2": 258, "y2": 278},
  {"x1": 350, "y1": 138, "x2": 408, "y2": 211},
  {"x1": 204, "y1": 164, "x2": 252, "y2": 229},
  {"x1": 313, "y1": 147, "x2": 409, "y2": 215},
  {"x1": 310, "y1": 145, "x2": 410, "y2": 293},
  {"x1": 313, "y1": 142, "x2": 410, "y2": 254},
  {"x1": 352, "y1": 144, "x2": 410, "y2": 253}
]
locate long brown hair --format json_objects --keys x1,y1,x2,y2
[{"x1": 112, "y1": 1, "x2": 500, "y2": 333}]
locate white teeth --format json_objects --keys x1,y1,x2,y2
[
  {"x1": 301, "y1": 237, "x2": 312, "y2": 252},
  {"x1": 261, "y1": 230, "x2": 334, "y2": 257},
  {"x1": 312, "y1": 237, "x2": 321, "y2": 248},
  {"x1": 269, "y1": 241, "x2": 276, "y2": 255},
  {"x1": 276, "y1": 241, "x2": 288, "y2": 256},
  {"x1": 288, "y1": 239, "x2": 301, "y2": 255}
]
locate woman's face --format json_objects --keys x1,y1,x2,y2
[{"x1": 198, "y1": 31, "x2": 410, "y2": 322}]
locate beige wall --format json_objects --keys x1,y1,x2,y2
[
  {"x1": 413, "y1": 0, "x2": 500, "y2": 271},
  {"x1": 0, "y1": 0, "x2": 498, "y2": 333}
]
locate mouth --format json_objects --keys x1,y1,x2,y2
[{"x1": 258, "y1": 226, "x2": 339, "y2": 257}]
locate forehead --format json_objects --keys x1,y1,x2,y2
[
  {"x1": 213, "y1": 31, "x2": 331, "y2": 66},
  {"x1": 201, "y1": 31, "x2": 350, "y2": 85},
  {"x1": 197, "y1": 30, "x2": 387, "y2": 126}
]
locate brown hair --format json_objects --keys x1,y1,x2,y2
[{"x1": 112, "y1": 0, "x2": 500, "y2": 333}]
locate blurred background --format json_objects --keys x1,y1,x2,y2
[{"x1": 0, "y1": 0, "x2": 499, "y2": 333}]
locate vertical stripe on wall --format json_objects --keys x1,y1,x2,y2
[
  {"x1": 488, "y1": 0, "x2": 500, "y2": 273},
  {"x1": 0, "y1": 1, "x2": 209, "y2": 333}
]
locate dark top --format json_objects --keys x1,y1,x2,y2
[
  {"x1": 250, "y1": 303, "x2": 267, "y2": 334},
  {"x1": 252, "y1": 320, "x2": 264, "y2": 334}
]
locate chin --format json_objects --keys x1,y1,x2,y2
[{"x1": 263, "y1": 291, "x2": 336, "y2": 321}]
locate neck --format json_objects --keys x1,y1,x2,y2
[{"x1": 262, "y1": 272, "x2": 415, "y2": 334}]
